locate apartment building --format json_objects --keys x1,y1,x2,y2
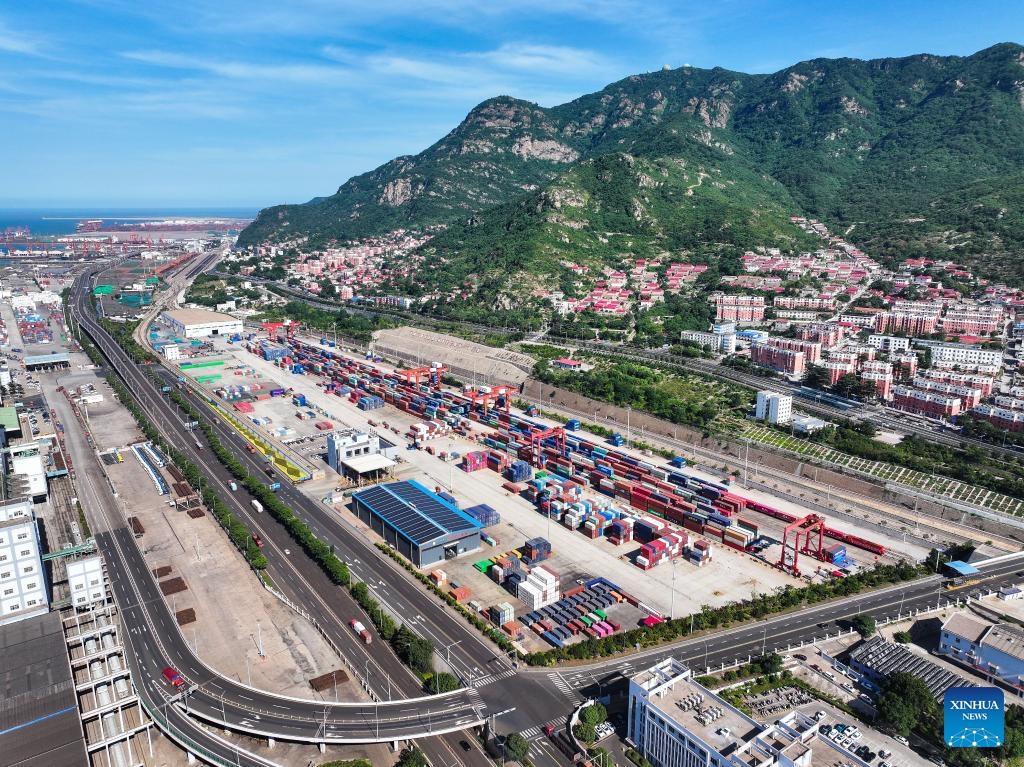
[
  {"x1": 794, "y1": 323, "x2": 845, "y2": 349},
  {"x1": 919, "y1": 370, "x2": 994, "y2": 397},
  {"x1": 892, "y1": 385, "x2": 962, "y2": 419},
  {"x1": 750, "y1": 343, "x2": 805, "y2": 377},
  {"x1": 911, "y1": 378, "x2": 982, "y2": 409},
  {"x1": 875, "y1": 312, "x2": 938, "y2": 335},
  {"x1": 928, "y1": 344, "x2": 1002, "y2": 369},
  {"x1": 710, "y1": 293, "x2": 766, "y2": 323},
  {"x1": 773, "y1": 296, "x2": 836, "y2": 311},
  {"x1": 764, "y1": 337, "x2": 822, "y2": 364},
  {"x1": 867, "y1": 334, "x2": 912, "y2": 353},
  {"x1": 941, "y1": 305, "x2": 1005, "y2": 336},
  {"x1": 678, "y1": 329, "x2": 737, "y2": 355},
  {"x1": 972, "y1": 404, "x2": 1024, "y2": 432},
  {"x1": 755, "y1": 392, "x2": 793, "y2": 425},
  {"x1": 860, "y1": 361, "x2": 894, "y2": 400}
]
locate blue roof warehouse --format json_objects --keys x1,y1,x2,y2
[{"x1": 351, "y1": 480, "x2": 482, "y2": 567}]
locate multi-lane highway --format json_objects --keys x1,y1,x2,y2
[{"x1": 66, "y1": 258, "x2": 1024, "y2": 766}]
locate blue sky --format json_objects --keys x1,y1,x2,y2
[{"x1": 1, "y1": 1, "x2": 1021, "y2": 208}]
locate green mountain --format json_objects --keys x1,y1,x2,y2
[{"x1": 239, "y1": 43, "x2": 1024, "y2": 286}]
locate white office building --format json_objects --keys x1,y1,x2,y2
[
  {"x1": 0, "y1": 498, "x2": 48, "y2": 625},
  {"x1": 867, "y1": 335, "x2": 912, "y2": 353},
  {"x1": 326, "y1": 430, "x2": 395, "y2": 478},
  {"x1": 628, "y1": 659, "x2": 822, "y2": 767},
  {"x1": 755, "y1": 391, "x2": 793, "y2": 425},
  {"x1": 66, "y1": 555, "x2": 106, "y2": 608}
]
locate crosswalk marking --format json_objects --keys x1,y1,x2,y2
[
  {"x1": 547, "y1": 672, "x2": 579, "y2": 700},
  {"x1": 471, "y1": 667, "x2": 518, "y2": 688}
]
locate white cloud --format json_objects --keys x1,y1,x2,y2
[
  {"x1": 122, "y1": 49, "x2": 353, "y2": 85},
  {"x1": 0, "y1": 17, "x2": 47, "y2": 56}
]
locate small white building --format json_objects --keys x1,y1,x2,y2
[
  {"x1": 0, "y1": 498, "x2": 48, "y2": 625},
  {"x1": 66, "y1": 556, "x2": 106, "y2": 608},
  {"x1": 159, "y1": 308, "x2": 243, "y2": 339},
  {"x1": 755, "y1": 391, "x2": 793, "y2": 425},
  {"x1": 326, "y1": 430, "x2": 395, "y2": 478},
  {"x1": 162, "y1": 344, "x2": 183, "y2": 361}
]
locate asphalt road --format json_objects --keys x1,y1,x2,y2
[{"x1": 67, "y1": 260, "x2": 1024, "y2": 766}]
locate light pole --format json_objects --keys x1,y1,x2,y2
[{"x1": 670, "y1": 559, "x2": 677, "y2": 620}]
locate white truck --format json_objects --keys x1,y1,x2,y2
[{"x1": 251, "y1": 499, "x2": 263, "y2": 513}]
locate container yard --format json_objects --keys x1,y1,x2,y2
[{"x1": 158, "y1": 325, "x2": 926, "y2": 648}]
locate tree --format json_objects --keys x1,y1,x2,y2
[
  {"x1": 893, "y1": 631, "x2": 912, "y2": 644},
  {"x1": 394, "y1": 746, "x2": 429, "y2": 767},
  {"x1": 319, "y1": 278, "x2": 338, "y2": 299},
  {"x1": 581, "y1": 702, "x2": 608, "y2": 726},
  {"x1": 804, "y1": 364, "x2": 830, "y2": 390},
  {"x1": 505, "y1": 732, "x2": 530, "y2": 762},
  {"x1": 573, "y1": 722, "x2": 597, "y2": 744},
  {"x1": 429, "y1": 672, "x2": 460, "y2": 694},
  {"x1": 757, "y1": 653, "x2": 784, "y2": 675},
  {"x1": 876, "y1": 671, "x2": 937, "y2": 736},
  {"x1": 851, "y1": 614, "x2": 876, "y2": 638}
]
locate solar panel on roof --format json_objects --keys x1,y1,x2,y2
[{"x1": 354, "y1": 481, "x2": 481, "y2": 546}]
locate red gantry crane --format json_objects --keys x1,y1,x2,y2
[
  {"x1": 777, "y1": 513, "x2": 826, "y2": 577},
  {"x1": 464, "y1": 384, "x2": 516, "y2": 416},
  {"x1": 529, "y1": 426, "x2": 566, "y2": 467},
  {"x1": 397, "y1": 363, "x2": 449, "y2": 387}
]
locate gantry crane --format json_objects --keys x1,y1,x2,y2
[{"x1": 777, "y1": 514, "x2": 826, "y2": 577}]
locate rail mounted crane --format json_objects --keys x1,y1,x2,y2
[{"x1": 777, "y1": 513, "x2": 826, "y2": 577}]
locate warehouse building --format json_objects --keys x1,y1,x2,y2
[
  {"x1": 23, "y1": 352, "x2": 70, "y2": 372},
  {"x1": 351, "y1": 480, "x2": 482, "y2": 567},
  {"x1": 158, "y1": 308, "x2": 243, "y2": 339}
]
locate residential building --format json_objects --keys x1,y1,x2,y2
[
  {"x1": 892, "y1": 351, "x2": 919, "y2": 380},
  {"x1": 755, "y1": 392, "x2": 793, "y2": 425},
  {"x1": 710, "y1": 293, "x2": 766, "y2": 323},
  {"x1": 892, "y1": 385, "x2": 962, "y2": 419},
  {"x1": 860, "y1": 361, "x2": 894, "y2": 400},
  {"x1": 939, "y1": 613, "x2": 1024, "y2": 692},
  {"x1": 751, "y1": 343, "x2": 805, "y2": 377},
  {"x1": 920, "y1": 370, "x2": 994, "y2": 397},
  {"x1": 942, "y1": 306, "x2": 1005, "y2": 336},
  {"x1": 972, "y1": 404, "x2": 1024, "y2": 433},
  {"x1": 927, "y1": 344, "x2": 1002, "y2": 369},
  {"x1": 823, "y1": 359, "x2": 857, "y2": 386},
  {"x1": 773, "y1": 296, "x2": 835, "y2": 311},
  {"x1": 679, "y1": 329, "x2": 736, "y2": 355},
  {"x1": 0, "y1": 498, "x2": 48, "y2": 626},
  {"x1": 875, "y1": 311, "x2": 939, "y2": 336},
  {"x1": 794, "y1": 323, "x2": 845, "y2": 349},
  {"x1": 867, "y1": 335, "x2": 912, "y2": 353},
  {"x1": 628, "y1": 658, "x2": 823, "y2": 767},
  {"x1": 911, "y1": 378, "x2": 982, "y2": 409}
]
